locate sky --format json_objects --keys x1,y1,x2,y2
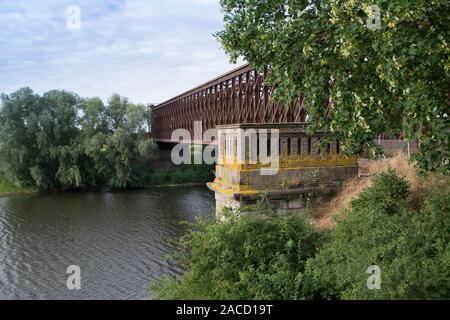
[{"x1": 0, "y1": 0, "x2": 243, "y2": 104}]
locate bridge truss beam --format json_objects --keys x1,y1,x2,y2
[{"x1": 150, "y1": 64, "x2": 307, "y2": 143}]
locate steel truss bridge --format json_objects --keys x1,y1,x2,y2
[{"x1": 150, "y1": 64, "x2": 307, "y2": 144}]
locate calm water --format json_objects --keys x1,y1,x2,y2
[{"x1": 0, "y1": 186, "x2": 215, "y2": 300}]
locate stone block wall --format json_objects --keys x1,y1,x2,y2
[{"x1": 208, "y1": 123, "x2": 358, "y2": 215}]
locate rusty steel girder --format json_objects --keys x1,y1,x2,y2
[{"x1": 150, "y1": 64, "x2": 307, "y2": 143}]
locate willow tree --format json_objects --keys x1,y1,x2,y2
[
  {"x1": 217, "y1": 0, "x2": 449, "y2": 173},
  {"x1": 0, "y1": 89, "x2": 155, "y2": 190}
]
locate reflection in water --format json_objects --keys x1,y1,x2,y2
[{"x1": 0, "y1": 187, "x2": 214, "y2": 300}]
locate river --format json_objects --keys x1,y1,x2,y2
[{"x1": 0, "y1": 186, "x2": 215, "y2": 300}]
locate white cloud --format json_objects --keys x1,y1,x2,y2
[{"x1": 0, "y1": 0, "x2": 243, "y2": 104}]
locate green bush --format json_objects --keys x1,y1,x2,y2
[
  {"x1": 302, "y1": 171, "x2": 450, "y2": 299},
  {"x1": 152, "y1": 199, "x2": 326, "y2": 300},
  {"x1": 153, "y1": 171, "x2": 449, "y2": 300}
]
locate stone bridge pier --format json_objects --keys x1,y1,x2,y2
[{"x1": 207, "y1": 123, "x2": 358, "y2": 216}]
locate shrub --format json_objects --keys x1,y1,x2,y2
[
  {"x1": 153, "y1": 199, "x2": 326, "y2": 300},
  {"x1": 302, "y1": 171, "x2": 450, "y2": 299},
  {"x1": 153, "y1": 171, "x2": 449, "y2": 300}
]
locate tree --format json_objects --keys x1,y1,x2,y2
[
  {"x1": 217, "y1": 0, "x2": 449, "y2": 173},
  {"x1": 0, "y1": 88, "x2": 155, "y2": 190},
  {"x1": 80, "y1": 96, "x2": 154, "y2": 188},
  {"x1": 0, "y1": 88, "x2": 80, "y2": 189}
]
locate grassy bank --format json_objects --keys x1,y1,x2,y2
[
  {"x1": 0, "y1": 178, "x2": 36, "y2": 195},
  {"x1": 315, "y1": 153, "x2": 449, "y2": 229},
  {"x1": 0, "y1": 164, "x2": 214, "y2": 195},
  {"x1": 153, "y1": 158, "x2": 449, "y2": 300}
]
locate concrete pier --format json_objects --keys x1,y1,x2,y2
[{"x1": 207, "y1": 123, "x2": 358, "y2": 216}]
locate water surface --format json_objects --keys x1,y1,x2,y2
[{"x1": 0, "y1": 186, "x2": 214, "y2": 300}]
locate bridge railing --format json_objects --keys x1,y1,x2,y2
[{"x1": 150, "y1": 64, "x2": 307, "y2": 143}]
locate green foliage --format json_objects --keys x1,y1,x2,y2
[
  {"x1": 217, "y1": 0, "x2": 450, "y2": 173},
  {"x1": 0, "y1": 176, "x2": 35, "y2": 194},
  {"x1": 0, "y1": 88, "x2": 155, "y2": 190},
  {"x1": 153, "y1": 171, "x2": 449, "y2": 300},
  {"x1": 352, "y1": 170, "x2": 410, "y2": 215},
  {"x1": 153, "y1": 200, "x2": 326, "y2": 300},
  {"x1": 302, "y1": 171, "x2": 450, "y2": 299}
]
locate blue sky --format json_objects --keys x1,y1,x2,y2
[{"x1": 0, "y1": 0, "x2": 242, "y2": 104}]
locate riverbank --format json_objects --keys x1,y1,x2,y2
[
  {"x1": 0, "y1": 164, "x2": 214, "y2": 197},
  {"x1": 0, "y1": 179, "x2": 36, "y2": 197},
  {"x1": 145, "y1": 182, "x2": 207, "y2": 188},
  {"x1": 153, "y1": 169, "x2": 450, "y2": 300},
  {"x1": 0, "y1": 182, "x2": 209, "y2": 197},
  {"x1": 143, "y1": 164, "x2": 214, "y2": 186}
]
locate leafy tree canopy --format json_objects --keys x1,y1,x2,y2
[
  {"x1": 0, "y1": 88, "x2": 155, "y2": 190},
  {"x1": 217, "y1": 0, "x2": 449, "y2": 173}
]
